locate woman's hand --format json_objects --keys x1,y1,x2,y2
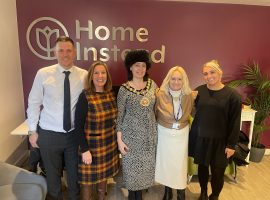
[
  {"x1": 225, "y1": 148, "x2": 235, "y2": 158},
  {"x1": 191, "y1": 90, "x2": 198, "y2": 99},
  {"x1": 82, "y1": 150, "x2": 92, "y2": 165},
  {"x1": 118, "y1": 139, "x2": 129, "y2": 155},
  {"x1": 117, "y1": 131, "x2": 129, "y2": 155}
]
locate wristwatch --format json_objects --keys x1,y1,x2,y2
[{"x1": 28, "y1": 131, "x2": 36, "y2": 135}]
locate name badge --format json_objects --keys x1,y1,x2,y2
[{"x1": 172, "y1": 123, "x2": 180, "y2": 130}]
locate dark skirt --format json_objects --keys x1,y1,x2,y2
[{"x1": 189, "y1": 135, "x2": 229, "y2": 168}]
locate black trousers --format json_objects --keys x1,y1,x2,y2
[
  {"x1": 29, "y1": 147, "x2": 43, "y2": 170},
  {"x1": 198, "y1": 164, "x2": 226, "y2": 197},
  {"x1": 38, "y1": 128, "x2": 79, "y2": 200},
  {"x1": 29, "y1": 125, "x2": 45, "y2": 173}
]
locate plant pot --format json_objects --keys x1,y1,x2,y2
[{"x1": 249, "y1": 144, "x2": 266, "y2": 163}]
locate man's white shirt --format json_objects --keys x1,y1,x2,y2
[{"x1": 27, "y1": 64, "x2": 87, "y2": 132}]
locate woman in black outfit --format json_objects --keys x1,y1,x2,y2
[{"x1": 189, "y1": 60, "x2": 242, "y2": 200}]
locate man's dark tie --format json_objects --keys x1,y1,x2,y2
[{"x1": 63, "y1": 71, "x2": 71, "y2": 132}]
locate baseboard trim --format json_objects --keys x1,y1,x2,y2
[
  {"x1": 5, "y1": 137, "x2": 28, "y2": 167},
  {"x1": 265, "y1": 148, "x2": 270, "y2": 155}
]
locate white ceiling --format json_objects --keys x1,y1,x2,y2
[{"x1": 162, "y1": 0, "x2": 270, "y2": 6}]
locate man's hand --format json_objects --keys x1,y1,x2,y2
[{"x1": 29, "y1": 132, "x2": 39, "y2": 148}]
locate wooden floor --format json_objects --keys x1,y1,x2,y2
[{"x1": 101, "y1": 155, "x2": 270, "y2": 200}]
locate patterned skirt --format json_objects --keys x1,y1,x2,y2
[{"x1": 78, "y1": 129, "x2": 120, "y2": 185}]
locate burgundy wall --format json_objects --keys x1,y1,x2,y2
[{"x1": 16, "y1": 0, "x2": 270, "y2": 147}]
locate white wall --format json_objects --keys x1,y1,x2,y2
[{"x1": 0, "y1": 0, "x2": 27, "y2": 162}]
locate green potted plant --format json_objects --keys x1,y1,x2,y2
[{"x1": 227, "y1": 61, "x2": 270, "y2": 162}]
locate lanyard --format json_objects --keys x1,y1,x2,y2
[{"x1": 169, "y1": 93, "x2": 183, "y2": 122}]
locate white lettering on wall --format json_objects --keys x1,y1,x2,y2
[
  {"x1": 27, "y1": 18, "x2": 165, "y2": 63},
  {"x1": 75, "y1": 20, "x2": 148, "y2": 42}
]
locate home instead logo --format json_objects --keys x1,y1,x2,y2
[
  {"x1": 26, "y1": 17, "x2": 69, "y2": 60},
  {"x1": 26, "y1": 17, "x2": 165, "y2": 63}
]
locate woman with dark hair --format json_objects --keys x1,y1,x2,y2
[
  {"x1": 75, "y1": 61, "x2": 120, "y2": 200},
  {"x1": 189, "y1": 60, "x2": 242, "y2": 200},
  {"x1": 116, "y1": 49, "x2": 157, "y2": 200}
]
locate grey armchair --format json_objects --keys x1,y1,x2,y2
[{"x1": 0, "y1": 161, "x2": 47, "y2": 200}]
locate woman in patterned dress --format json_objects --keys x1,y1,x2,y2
[
  {"x1": 117, "y1": 49, "x2": 157, "y2": 200},
  {"x1": 75, "y1": 61, "x2": 120, "y2": 200}
]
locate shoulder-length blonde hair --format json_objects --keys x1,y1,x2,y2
[
  {"x1": 160, "y1": 66, "x2": 192, "y2": 95},
  {"x1": 85, "y1": 61, "x2": 112, "y2": 93}
]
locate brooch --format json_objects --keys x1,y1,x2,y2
[{"x1": 140, "y1": 97, "x2": 150, "y2": 107}]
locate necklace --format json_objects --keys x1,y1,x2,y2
[
  {"x1": 123, "y1": 79, "x2": 152, "y2": 107},
  {"x1": 128, "y1": 81, "x2": 146, "y2": 90},
  {"x1": 123, "y1": 79, "x2": 151, "y2": 96}
]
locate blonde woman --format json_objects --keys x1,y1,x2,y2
[
  {"x1": 155, "y1": 66, "x2": 196, "y2": 200},
  {"x1": 189, "y1": 60, "x2": 242, "y2": 200}
]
